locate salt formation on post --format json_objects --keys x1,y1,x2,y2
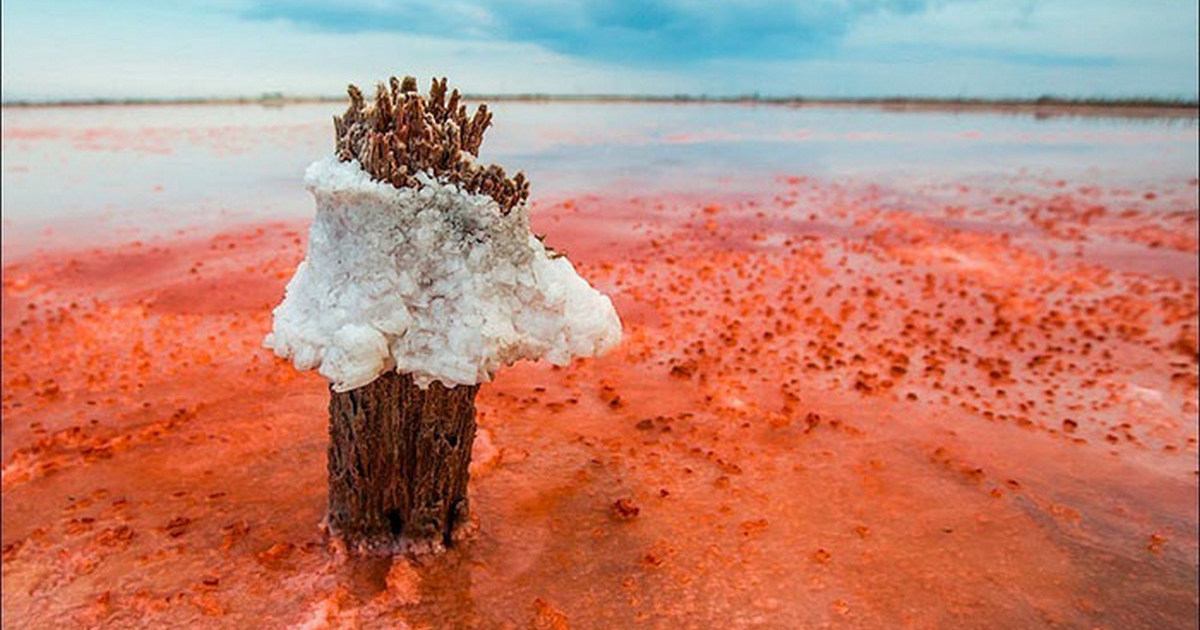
[
  {"x1": 266, "y1": 156, "x2": 620, "y2": 391},
  {"x1": 263, "y1": 77, "x2": 621, "y2": 553},
  {"x1": 266, "y1": 80, "x2": 620, "y2": 392}
]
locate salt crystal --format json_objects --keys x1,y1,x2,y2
[{"x1": 264, "y1": 156, "x2": 622, "y2": 391}]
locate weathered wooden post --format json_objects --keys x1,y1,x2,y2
[{"x1": 265, "y1": 76, "x2": 621, "y2": 553}]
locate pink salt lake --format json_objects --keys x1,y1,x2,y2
[{"x1": 2, "y1": 102, "x2": 1197, "y2": 629}]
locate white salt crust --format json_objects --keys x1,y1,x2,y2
[{"x1": 264, "y1": 156, "x2": 622, "y2": 391}]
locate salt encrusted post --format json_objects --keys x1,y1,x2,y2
[{"x1": 264, "y1": 76, "x2": 621, "y2": 553}]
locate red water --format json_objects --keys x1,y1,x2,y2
[{"x1": 2, "y1": 104, "x2": 1198, "y2": 629}]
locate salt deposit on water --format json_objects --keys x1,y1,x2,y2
[{"x1": 264, "y1": 156, "x2": 622, "y2": 391}]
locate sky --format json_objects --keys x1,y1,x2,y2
[{"x1": 2, "y1": 0, "x2": 1197, "y2": 101}]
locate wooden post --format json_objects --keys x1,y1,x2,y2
[
  {"x1": 327, "y1": 372, "x2": 480, "y2": 551},
  {"x1": 320, "y1": 76, "x2": 529, "y2": 552}
]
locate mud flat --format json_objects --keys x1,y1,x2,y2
[{"x1": 2, "y1": 103, "x2": 1197, "y2": 629}]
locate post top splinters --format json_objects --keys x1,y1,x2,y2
[{"x1": 333, "y1": 74, "x2": 530, "y2": 213}]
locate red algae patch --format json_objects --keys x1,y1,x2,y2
[{"x1": 3, "y1": 171, "x2": 1198, "y2": 629}]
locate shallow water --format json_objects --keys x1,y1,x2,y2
[
  {"x1": 2, "y1": 102, "x2": 1197, "y2": 629},
  {"x1": 3, "y1": 101, "x2": 1197, "y2": 259}
]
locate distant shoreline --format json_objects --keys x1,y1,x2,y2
[{"x1": 3, "y1": 95, "x2": 1197, "y2": 120}]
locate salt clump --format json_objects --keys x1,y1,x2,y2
[{"x1": 264, "y1": 156, "x2": 622, "y2": 391}]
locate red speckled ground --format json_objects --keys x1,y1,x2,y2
[{"x1": 2, "y1": 106, "x2": 1198, "y2": 629}]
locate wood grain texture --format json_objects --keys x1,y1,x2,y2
[{"x1": 327, "y1": 371, "x2": 479, "y2": 552}]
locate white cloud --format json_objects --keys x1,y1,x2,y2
[{"x1": 1, "y1": 0, "x2": 1195, "y2": 100}]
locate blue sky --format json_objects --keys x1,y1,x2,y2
[{"x1": 2, "y1": 0, "x2": 1196, "y2": 101}]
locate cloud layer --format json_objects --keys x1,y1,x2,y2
[
  {"x1": 243, "y1": 0, "x2": 933, "y2": 64},
  {"x1": 2, "y1": 0, "x2": 1196, "y2": 100}
]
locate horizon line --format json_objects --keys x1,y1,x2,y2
[{"x1": 3, "y1": 93, "x2": 1198, "y2": 119}]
